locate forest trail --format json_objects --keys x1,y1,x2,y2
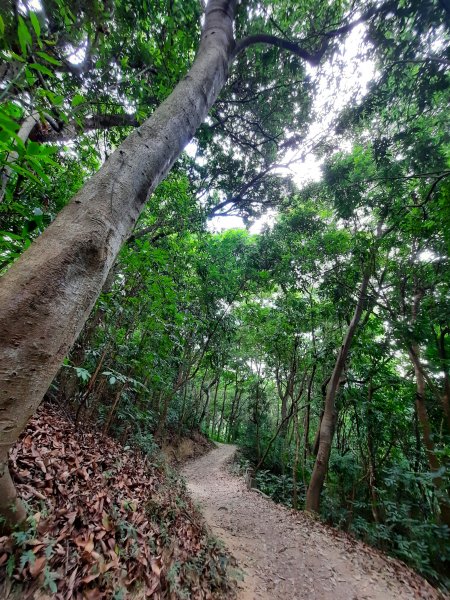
[{"x1": 182, "y1": 444, "x2": 443, "y2": 600}]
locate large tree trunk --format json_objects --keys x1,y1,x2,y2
[
  {"x1": 305, "y1": 270, "x2": 370, "y2": 513},
  {"x1": 0, "y1": 0, "x2": 237, "y2": 527}
]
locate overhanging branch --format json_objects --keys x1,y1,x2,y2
[
  {"x1": 232, "y1": 0, "x2": 397, "y2": 66},
  {"x1": 233, "y1": 34, "x2": 317, "y2": 64}
]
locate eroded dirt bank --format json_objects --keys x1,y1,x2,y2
[{"x1": 182, "y1": 443, "x2": 445, "y2": 600}]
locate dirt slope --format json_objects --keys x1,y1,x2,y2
[
  {"x1": 0, "y1": 405, "x2": 236, "y2": 600},
  {"x1": 182, "y1": 443, "x2": 445, "y2": 600}
]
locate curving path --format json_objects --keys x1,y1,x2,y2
[{"x1": 182, "y1": 443, "x2": 444, "y2": 600}]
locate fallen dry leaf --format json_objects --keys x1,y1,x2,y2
[
  {"x1": 0, "y1": 403, "x2": 236, "y2": 600},
  {"x1": 29, "y1": 555, "x2": 46, "y2": 578}
]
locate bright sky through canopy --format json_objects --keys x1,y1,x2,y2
[{"x1": 207, "y1": 23, "x2": 376, "y2": 233}]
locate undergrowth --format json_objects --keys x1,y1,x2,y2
[{"x1": 232, "y1": 450, "x2": 450, "y2": 592}]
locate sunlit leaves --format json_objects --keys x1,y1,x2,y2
[{"x1": 17, "y1": 16, "x2": 32, "y2": 56}]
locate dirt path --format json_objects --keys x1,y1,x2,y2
[{"x1": 182, "y1": 443, "x2": 444, "y2": 600}]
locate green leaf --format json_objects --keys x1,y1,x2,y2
[
  {"x1": 8, "y1": 163, "x2": 42, "y2": 185},
  {"x1": 36, "y1": 51, "x2": 62, "y2": 66},
  {"x1": 25, "y1": 158, "x2": 51, "y2": 184},
  {"x1": 71, "y1": 94, "x2": 85, "y2": 107},
  {"x1": 29, "y1": 63, "x2": 54, "y2": 77},
  {"x1": 43, "y1": 568, "x2": 58, "y2": 594},
  {"x1": 74, "y1": 367, "x2": 91, "y2": 383},
  {"x1": 1, "y1": 131, "x2": 26, "y2": 151},
  {"x1": 8, "y1": 51, "x2": 26, "y2": 63},
  {"x1": 29, "y1": 12, "x2": 41, "y2": 38},
  {"x1": 6, "y1": 555, "x2": 15, "y2": 578},
  {"x1": 0, "y1": 15, "x2": 5, "y2": 37},
  {"x1": 0, "y1": 112, "x2": 20, "y2": 134},
  {"x1": 17, "y1": 16, "x2": 32, "y2": 56},
  {"x1": 51, "y1": 95, "x2": 64, "y2": 106},
  {"x1": 24, "y1": 67, "x2": 37, "y2": 85},
  {"x1": 0, "y1": 230, "x2": 24, "y2": 241},
  {"x1": 39, "y1": 89, "x2": 63, "y2": 106},
  {"x1": 19, "y1": 550, "x2": 35, "y2": 571}
]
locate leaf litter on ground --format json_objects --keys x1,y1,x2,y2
[{"x1": 0, "y1": 403, "x2": 237, "y2": 599}]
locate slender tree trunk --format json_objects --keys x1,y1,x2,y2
[
  {"x1": 228, "y1": 389, "x2": 242, "y2": 442},
  {"x1": 255, "y1": 388, "x2": 261, "y2": 463},
  {"x1": 217, "y1": 382, "x2": 229, "y2": 440},
  {"x1": 408, "y1": 344, "x2": 450, "y2": 526},
  {"x1": 155, "y1": 361, "x2": 185, "y2": 439},
  {"x1": 312, "y1": 376, "x2": 329, "y2": 456},
  {"x1": 58, "y1": 303, "x2": 106, "y2": 402},
  {"x1": 0, "y1": 0, "x2": 237, "y2": 526},
  {"x1": 226, "y1": 373, "x2": 238, "y2": 442},
  {"x1": 366, "y1": 383, "x2": 381, "y2": 524},
  {"x1": 303, "y1": 364, "x2": 316, "y2": 475},
  {"x1": 75, "y1": 342, "x2": 111, "y2": 423},
  {"x1": 306, "y1": 270, "x2": 371, "y2": 513},
  {"x1": 436, "y1": 327, "x2": 450, "y2": 432},
  {"x1": 103, "y1": 383, "x2": 127, "y2": 435},
  {"x1": 211, "y1": 378, "x2": 219, "y2": 436},
  {"x1": 179, "y1": 382, "x2": 189, "y2": 428},
  {"x1": 198, "y1": 377, "x2": 218, "y2": 426},
  {"x1": 405, "y1": 282, "x2": 450, "y2": 526},
  {"x1": 311, "y1": 410, "x2": 323, "y2": 457},
  {"x1": 0, "y1": 111, "x2": 41, "y2": 202},
  {"x1": 255, "y1": 401, "x2": 298, "y2": 473},
  {"x1": 292, "y1": 407, "x2": 301, "y2": 509}
]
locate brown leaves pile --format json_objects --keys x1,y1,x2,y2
[{"x1": 0, "y1": 404, "x2": 236, "y2": 599}]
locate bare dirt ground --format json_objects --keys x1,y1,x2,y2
[{"x1": 182, "y1": 443, "x2": 445, "y2": 600}]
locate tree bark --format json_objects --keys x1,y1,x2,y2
[
  {"x1": 217, "y1": 382, "x2": 229, "y2": 440},
  {"x1": 408, "y1": 344, "x2": 450, "y2": 527},
  {"x1": 198, "y1": 376, "x2": 218, "y2": 425},
  {"x1": 305, "y1": 270, "x2": 371, "y2": 513},
  {"x1": 0, "y1": 0, "x2": 237, "y2": 527},
  {"x1": 366, "y1": 382, "x2": 382, "y2": 524},
  {"x1": 102, "y1": 383, "x2": 127, "y2": 435},
  {"x1": 303, "y1": 364, "x2": 316, "y2": 459},
  {"x1": 436, "y1": 327, "x2": 450, "y2": 432},
  {"x1": 40, "y1": 113, "x2": 140, "y2": 143},
  {"x1": 292, "y1": 406, "x2": 301, "y2": 509},
  {"x1": 210, "y1": 377, "x2": 220, "y2": 435},
  {"x1": 406, "y1": 283, "x2": 450, "y2": 526}
]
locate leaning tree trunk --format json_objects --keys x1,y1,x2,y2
[
  {"x1": 305, "y1": 270, "x2": 370, "y2": 513},
  {"x1": 0, "y1": 0, "x2": 237, "y2": 527}
]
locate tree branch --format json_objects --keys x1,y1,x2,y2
[
  {"x1": 37, "y1": 113, "x2": 139, "y2": 142},
  {"x1": 232, "y1": 0, "x2": 397, "y2": 65},
  {"x1": 233, "y1": 34, "x2": 316, "y2": 64}
]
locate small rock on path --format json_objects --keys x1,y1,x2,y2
[{"x1": 182, "y1": 443, "x2": 445, "y2": 600}]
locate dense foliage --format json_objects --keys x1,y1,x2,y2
[{"x1": 1, "y1": 0, "x2": 449, "y2": 592}]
